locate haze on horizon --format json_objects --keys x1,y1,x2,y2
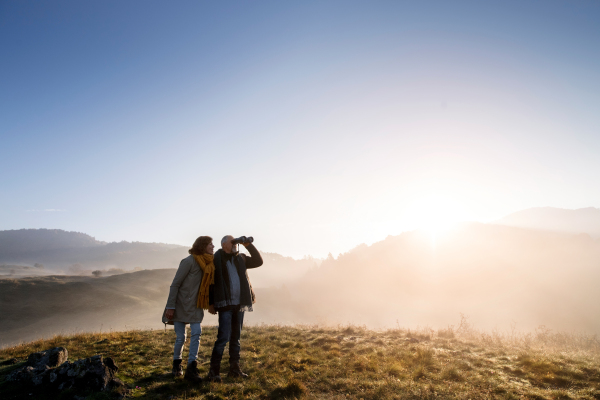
[{"x1": 2, "y1": 1, "x2": 600, "y2": 258}]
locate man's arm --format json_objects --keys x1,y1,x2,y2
[{"x1": 242, "y1": 243, "x2": 263, "y2": 269}]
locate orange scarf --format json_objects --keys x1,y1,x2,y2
[{"x1": 194, "y1": 253, "x2": 215, "y2": 309}]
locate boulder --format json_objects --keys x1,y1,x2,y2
[
  {"x1": 54, "y1": 355, "x2": 122, "y2": 392},
  {"x1": 27, "y1": 346, "x2": 68, "y2": 368},
  {"x1": 7, "y1": 347, "x2": 126, "y2": 398}
]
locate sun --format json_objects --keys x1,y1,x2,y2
[{"x1": 403, "y1": 195, "x2": 468, "y2": 237}]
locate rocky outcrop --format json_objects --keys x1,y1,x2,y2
[
  {"x1": 26, "y1": 346, "x2": 69, "y2": 368},
  {"x1": 7, "y1": 347, "x2": 126, "y2": 397}
]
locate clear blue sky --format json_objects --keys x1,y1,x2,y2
[{"x1": 1, "y1": 0, "x2": 600, "y2": 257}]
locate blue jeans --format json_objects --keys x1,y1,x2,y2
[
  {"x1": 173, "y1": 322, "x2": 202, "y2": 364},
  {"x1": 210, "y1": 307, "x2": 244, "y2": 365}
]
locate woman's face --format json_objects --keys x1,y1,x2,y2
[{"x1": 205, "y1": 242, "x2": 215, "y2": 255}]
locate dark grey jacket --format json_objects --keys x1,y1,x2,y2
[
  {"x1": 209, "y1": 244, "x2": 263, "y2": 310},
  {"x1": 165, "y1": 255, "x2": 205, "y2": 323}
]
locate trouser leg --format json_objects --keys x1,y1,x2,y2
[
  {"x1": 229, "y1": 310, "x2": 244, "y2": 363},
  {"x1": 210, "y1": 310, "x2": 233, "y2": 366},
  {"x1": 187, "y1": 322, "x2": 202, "y2": 364},
  {"x1": 173, "y1": 321, "x2": 186, "y2": 360}
]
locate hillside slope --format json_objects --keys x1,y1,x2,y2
[
  {"x1": 0, "y1": 269, "x2": 179, "y2": 347},
  {"x1": 0, "y1": 264, "x2": 314, "y2": 347},
  {"x1": 282, "y1": 223, "x2": 600, "y2": 332},
  {"x1": 496, "y1": 207, "x2": 600, "y2": 237},
  {"x1": 1, "y1": 325, "x2": 599, "y2": 399}
]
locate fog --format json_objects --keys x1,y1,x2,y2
[
  {"x1": 2, "y1": 223, "x2": 599, "y2": 348},
  {"x1": 253, "y1": 223, "x2": 600, "y2": 333}
]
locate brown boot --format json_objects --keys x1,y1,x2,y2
[
  {"x1": 184, "y1": 360, "x2": 202, "y2": 383},
  {"x1": 228, "y1": 361, "x2": 249, "y2": 378},
  {"x1": 206, "y1": 363, "x2": 222, "y2": 383},
  {"x1": 172, "y1": 359, "x2": 183, "y2": 377}
]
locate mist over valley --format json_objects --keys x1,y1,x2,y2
[{"x1": 2, "y1": 208, "x2": 600, "y2": 348}]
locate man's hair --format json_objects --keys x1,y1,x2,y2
[
  {"x1": 221, "y1": 235, "x2": 232, "y2": 246},
  {"x1": 189, "y1": 236, "x2": 213, "y2": 255}
]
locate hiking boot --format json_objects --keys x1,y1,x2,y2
[
  {"x1": 206, "y1": 363, "x2": 222, "y2": 383},
  {"x1": 227, "y1": 361, "x2": 249, "y2": 378},
  {"x1": 172, "y1": 359, "x2": 183, "y2": 377},
  {"x1": 184, "y1": 360, "x2": 202, "y2": 383}
]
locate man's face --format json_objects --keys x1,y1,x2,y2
[{"x1": 222, "y1": 236, "x2": 234, "y2": 254}]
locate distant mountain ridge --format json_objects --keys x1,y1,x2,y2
[
  {"x1": 495, "y1": 207, "x2": 600, "y2": 237},
  {"x1": 0, "y1": 229, "x2": 105, "y2": 255},
  {"x1": 0, "y1": 229, "x2": 316, "y2": 286},
  {"x1": 0, "y1": 229, "x2": 188, "y2": 272}
]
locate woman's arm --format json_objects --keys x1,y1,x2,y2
[{"x1": 165, "y1": 258, "x2": 192, "y2": 309}]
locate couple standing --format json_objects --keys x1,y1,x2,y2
[{"x1": 164, "y1": 235, "x2": 263, "y2": 383}]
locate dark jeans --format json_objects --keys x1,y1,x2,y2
[{"x1": 210, "y1": 306, "x2": 244, "y2": 365}]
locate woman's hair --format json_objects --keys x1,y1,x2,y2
[{"x1": 189, "y1": 236, "x2": 213, "y2": 255}]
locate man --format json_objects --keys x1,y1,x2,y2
[
  {"x1": 164, "y1": 235, "x2": 215, "y2": 383},
  {"x1": 206, "y1": 235, "x2": 263, "y2": 382}
]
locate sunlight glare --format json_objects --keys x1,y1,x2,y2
[{"x1": 404, "y1": 195, "x2": 468, "y2": 239}]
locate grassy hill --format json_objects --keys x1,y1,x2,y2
[
  {"x1": 0, "y1": 269, "x2": 311, "y2": 348},
  {"x1": 0, "y1": 269, "x2": 178, "y2": 347},
  {"x1": 1, "y1": 324, "x2": 599, "y2": 399}
]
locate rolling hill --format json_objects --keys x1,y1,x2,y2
[
  {"x1": 0, "y1": 229, "x2": 317, "y2": 286},
  {"x1": 2, "y1": 223, "x2": 600, "y2": 349},
  {"x1": 267, "y1": 223, "x2": 600, "y2": 332},
  {"x1": 0, "y1": 229, "x2": 187, "y2": 274},
  {"x1": 495, "y1": 207, "x2": 600, "y2": 237}
]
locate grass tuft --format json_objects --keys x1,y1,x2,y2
[
  {"x1": 269, "y1": 378, "x2": 307, "y2": 399},
  {"x1": 440, "y1": 366, "x2": 463, "y2": 381}
]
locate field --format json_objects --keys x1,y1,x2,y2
[{"x1": 1, "y1": 321, "x2": 600, "y2": 399}]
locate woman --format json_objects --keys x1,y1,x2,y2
[{"x1": 164, "y1": 235, "x2": 215, "y2": 383}]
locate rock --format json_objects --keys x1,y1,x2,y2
[
  {"x1": 105, "y1": 357, "x2": 119, "y2": 372},
  {"x1": 7, "y1": 347, "x2": 127, "y2": 398},
  {"x1": 56, "y1": 354, "x2": 122, "y2": 391},
  {"x1": 7, "y1": 365, "x2": 36, "y2": 384},
  {"x1": 0, "y1": 357, "x2": 19, "y2": 365},
  {"x1": 27, "y1": 347, "x2": 68, "y2": 369}
]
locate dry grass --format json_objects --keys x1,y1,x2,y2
[{"x1": 1, "y1": 322, "x2": 600, "y2": 399}]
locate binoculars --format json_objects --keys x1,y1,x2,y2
[{"x1": 231, "y1": 236, "x2": 254, "y2": 245}]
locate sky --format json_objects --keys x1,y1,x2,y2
[{"x1": 1, "y1": 0, "x2": 600, "y2": 258}]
